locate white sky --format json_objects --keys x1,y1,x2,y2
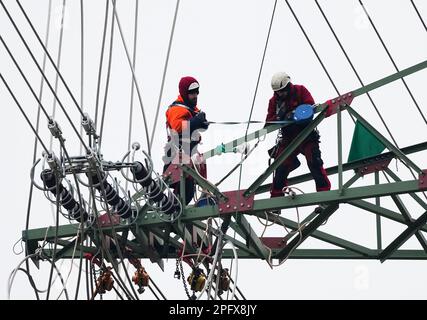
[{"x1": 1, "y1": 0, "x2": 427, "y2": 299}]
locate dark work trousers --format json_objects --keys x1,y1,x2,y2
[
  {"x1": 270, "y1": 138, "x2": 331, "y2": 197},
  {"x1": 163, "y1": 163, "x2": 195, "y2": 206}
]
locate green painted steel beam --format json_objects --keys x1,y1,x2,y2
[
  {"x1": 131, "y1": 225, "x2": 164, "y2": 269},
  {"x1": 276, "y1": 203, "x2": 340, "y2": 260},
  {"x1": 50, "y1": 239, "x2": 77, "y2": 261},
  {"x1": 222, "y1": 235, "x2": 257, "y2": 256},
  {"x1": 256, "y1": 141, "x2": 427, "y2": 195},
  {"x1": 42, "y1": 248, "x2": 427, "y2": 260},
  {"x1": 349, "y1": 199, "x2": 427, "y2": 232},
  {"x1": 114, "y1": 233, "x2": 150, "y2": 258},
  {"x1": 390, "y1": 195, "x2": 427, "y2": 253},
  {"x1": 235, "y1": 214, "x2": 270, "y2": 260},
  {"x1": 135, "y1": 204, "x2": 150, "y2": 224},
  {"x1": 384, "y1": 168, "x2": 427, "y2": 211},
  {"x1": 191, "y1": 218, "x2": 247, "y2": 244},
  {"x1": 149, "y1": 227, "x2": 182, "y2": 250},
  {"x1": 379, "y1": 210, "x2": 427, "y2": 262},
  {"x1": 192, "y1": 224, "x2": 210, "y2": 249},
  {"x1": 351, "y1": 59, "x2": 427, "y2": 98},
  {"x1": 171, "y1": 220, "x2": 197, "y2": 255},
  {"x1": 244, "y1": 109, "x2": 327, "y2": 197},
  {"x1": 280, "y1": 249, "x2": 427, "y2": 260},
  {"x1": 43, "y1": 239, "x2": 98, "y2": 261},
  {"x1": 191, "y1": 220, "x2": 258, "y2": 256},
  {"x1": 23, "y1": 224, "x2": 85, "y2": 242},
  {"x1": 228, "y1": 219, "x2": 248, "y2": 240},
  {"x1": 252, "y1": 211, "x2": 374, "y2": 256},
  {"x1": 181, "y1": 165, "x2": 228, "y2": 201},
  {"x1": 46, "y1": 238, "x2": 96, "y2": 260},
  {"x1": 251, "y1": 179, "x2": 423, "y2": 212},
  {"x1": 313, "y1": 60, "x2": 427, "y2": 115}
]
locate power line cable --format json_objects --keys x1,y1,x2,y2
[
  {"x1": 410, "y1": 0, "x2": 427, "y2": 33},
  {"x1": 111, "y1": 0, "x2": 151, "y2": 153},
  {"x1": 284, "y1": 0, "x2": 356, "y2": 124},
  {"x1": 0, "y1": 73, "x2": 50, "y2": 153},
  {"x1": 79, "y1": 0, "x2": 85, "y2": 155},
  {"x1": 316, "y1": 1, "x2": 427, "y2": 201},
  {"x1": 24, "y1": 0, "x2": 52, "y2": 282},
  {"x1": 244, "y1": 0, "x2": 278, "y2": 138},
  {"x1": 124, "y1": 0, "x2": 139, "y2": 192},
  {"x1": 358, "y1": 0, "x2": 427, "y2": 125},
  {"x1": 50, "y1": 0, "x2": 66, "y2": 122},
  {"x1": 149, "y1": 0, "x2": 181, "y2": 152},
  {"x1": 48, "y1": 0, "x2": 66, "y2": 154},
  {"x1": 15, "y1": 0, "x2": 86, "y2": 119},
  {"x1": 94, "y1": 0, "x2": 110, "y2": 128},
  {"x1": 98, "y1": 2, "x2": 115, "y2": 149},
  {"x1": 314, "y1": 0, "x2": 398, "y2": 146},
  {"x1": 285, "y1": 0, "x2": 340, "y2": 96},
  {"x1": 231, "y1": 0, "x2": 279, "y2": 300},
  {"x1": 0, "y1": 3, "x2": 90, "y2": 152}
]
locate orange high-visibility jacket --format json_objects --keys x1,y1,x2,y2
[{"x1": 166, "y1": 95, "x2": 200, "y2": 133}]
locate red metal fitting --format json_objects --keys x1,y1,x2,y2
[
  {"x1": 97, "y1": 213, "x2": 120, "y2": 227},
  {"x1": 218, "y1": 190, "x2": 255, "y2": 215},
  {"x1": 163, "y1": 163, "x2": 182, "y2": 184},
  {"x1": 419, "y1": 170, "x2": 427, "y2": 190},
  {"x1": 325, "y1": 92, "x2": 354, "y2": 117},
  {"x1": 260, "y1": 237, "x2": 287, "y2": 249},
  {"x1": 357, "y1": 158, "x2": 392, "y2": 176}
]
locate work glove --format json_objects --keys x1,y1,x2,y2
[{"x1": 190, "y1": 111, "x2": 209, "y2": 132}]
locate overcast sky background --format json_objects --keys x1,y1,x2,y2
[{"x1": 1, "y1": 0, "x2": 427, "y2": 299}]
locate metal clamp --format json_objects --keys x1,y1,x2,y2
[{"x1": 48, "y1": 118, "x2": 63, "y2": 139}]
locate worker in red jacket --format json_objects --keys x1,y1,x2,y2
[
  {"x1": 163, "y1": 76, "x2": 209, "y2": 205},
  {"x1": 266, "y1": 72, "x2": 331, "y2": 201}
]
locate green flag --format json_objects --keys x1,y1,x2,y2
[{"x1": 348, "y1": 120, "x2": 386, "y2": 162}]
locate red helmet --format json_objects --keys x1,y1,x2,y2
[{"x1": 179, "y1": 76, "x2": 199, "y2": 100}]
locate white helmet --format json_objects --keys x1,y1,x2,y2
[{"x1": 271, "y1": 72, "x2": 291, "y2": 91}]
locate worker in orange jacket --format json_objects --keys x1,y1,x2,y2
[{"x1": 163, "y1": 76, "x2": 209, "y2": 205}]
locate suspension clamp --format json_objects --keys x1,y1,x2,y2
[
  {"x1": 48, "y1": 118, "x2": 63, "y2": 139},
  {"x1": 81, "y1": 113, "x2": 98, "y2": 139},
  {"x1": 46, "y1": 152, "x2": 61, "y2": 172},
  {"x1": 86, "y1": 151, "x2": 100, "y2": 169}
]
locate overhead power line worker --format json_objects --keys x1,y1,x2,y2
[
  {"x1": 163, "y1": 76, "x2": 209, "y2": 205},
  {"x1": 265, "y1": 72, "x2": 331, "y2": 204}
]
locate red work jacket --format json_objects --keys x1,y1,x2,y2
[{"x1": 265, "y1": 83, "x2": 317, "y2": 143}]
